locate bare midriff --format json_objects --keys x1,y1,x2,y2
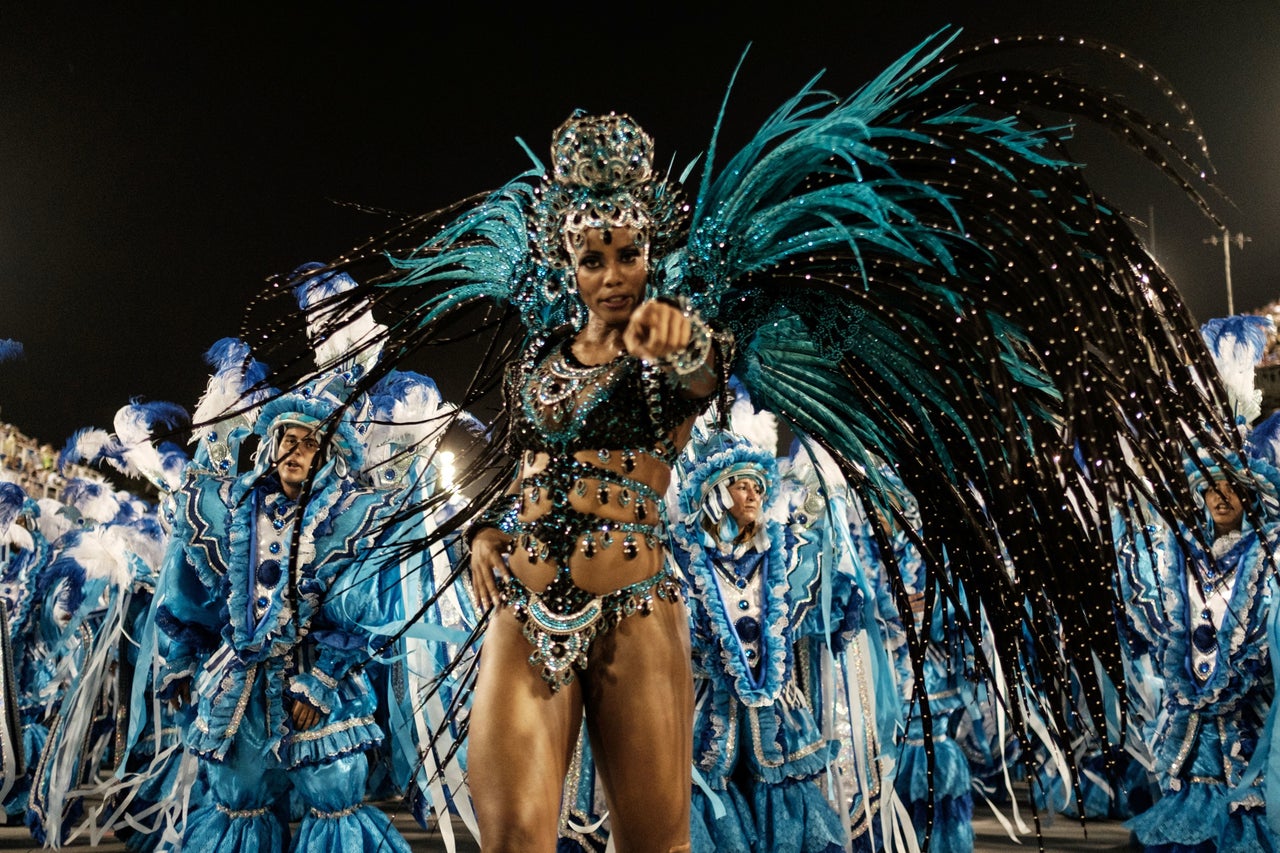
[{"x1": 510, "y1": 447, "x2": 673, "y2": 595}]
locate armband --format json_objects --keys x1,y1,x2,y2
[{"x1": 464, "y1": 492, "x2": 520, "y2": 547}]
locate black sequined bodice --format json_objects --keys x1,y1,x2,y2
[{"x1": 507, "y1": 336, "x2": 703, "y2": 461}]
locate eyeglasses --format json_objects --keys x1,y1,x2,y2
[{"x1": 279, "y1": 434, "x2": 321, "y2": 453}]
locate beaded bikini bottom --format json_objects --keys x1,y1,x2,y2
[{"x1": 498, "y1": 568, "x2": 682, "y2": 692}]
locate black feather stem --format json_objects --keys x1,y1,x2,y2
[{"x1": 751, "y1": 298, "x2": 1061, "y2": 834}]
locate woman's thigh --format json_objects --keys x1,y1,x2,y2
[
  {"x1": 468, "y1": 607, "x2": 584, "y2": 851},
  {"x1": 583, "y1": 597, "x2": 694, "y2": 853}
]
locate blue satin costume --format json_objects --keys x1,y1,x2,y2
[
  {"x1": 1122, "y1": 514, "x2": 1278, "y2": 853},
  {"x1": 154, "y1": 435, "x2": 411, "y2": 852},
  {"x1": 670, "y1": 436, "x2": 856, "y2": 853}
]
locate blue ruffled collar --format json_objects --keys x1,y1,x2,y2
[{"x1": 679, "y1": 519, "x2": 794, "y2": 706}]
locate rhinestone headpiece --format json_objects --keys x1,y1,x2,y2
[
  {"x1": 526, "y1": 111, "x2": 688, "y2": 325},
  {"x1": 552, "y1": 112, "x2": 654, "y2": 193}
]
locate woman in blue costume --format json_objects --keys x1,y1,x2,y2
[
  {"x1": 669, "y1": 425, "x2": 854, "y2": 853},
  {"x1": 153, "y1": 392, "x2": 413, "y2": 853}
]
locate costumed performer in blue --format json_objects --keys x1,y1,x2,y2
[
  {"x1": 41, "y1": 400, "x2": 194, "y2": 851},
  {"x1": 227, "y1": 27, "x2": 1251, "y2": 853},
  {"x1": 668, "y1": 412, "x2": 872, "y2": 853},
  {"x1": 153, "y1": 390, "x2": 413, "y2": 853},
  {"x1": 24, "y1": 478, "x2": 172, "y2": 847},
  {"x1": 1118, "y1": 313, "x2": 1280, "y2": 852},
  {"x1": 0, "y1": 480, "x2": 37, "y2": 819},
  {"x1": 847, "y1": 467, "x2": 980, "y2": 853}
]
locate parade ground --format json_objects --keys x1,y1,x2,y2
[{"x1": 0, "y1": 797, "x2": 1138, "y2": 852}]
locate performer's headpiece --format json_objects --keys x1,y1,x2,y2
[
  {"x1": 254, "y1": 392, "x2": 364, "y2": 479},
  {"x1": 531, "y1": 111, "x2": 688, "y2": 288},
  {"x1": 677, "y1": 431, "x2": 778, "y2": 544}
]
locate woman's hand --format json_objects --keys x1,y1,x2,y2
[
  {"x1": 623, "y1": 300, "x2": 690, "y2": 361},
  {"x1": 470, "y1": 527, "x2": 514, "y2": 612}
]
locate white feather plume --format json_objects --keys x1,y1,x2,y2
[
  {"x1": 64, "y1": 481, "x2": 122, "y2": 525},
  {"x1": 192, "y1": 372, "x2": 249, "y2": 427},
  {"x1": 313, "y1": 303, "x2": 386, "y2": 369},
  {"x1": 35, "y1": 498, "x2": 75, "y2": 541},
  {"x1": 1, "y1": 524, "x2": 32, "y2": 550},
  {"x1": 67, "y1": 428, "x2": 115, "y2": 466},
  {"x1": 63, "y1": 527, "x2": 136, "y2": 590},
  {"x1": 727, "y1": 391, "x2": 780, "y2": 455},
  {"x1": 364, "y1": 375, "x2": 464, "y2": 469},
  {"x1": 1201, "y1": 314, "x2": 1276, "y2": 425}
]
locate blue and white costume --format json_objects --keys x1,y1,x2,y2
[
  {"x1": 1121, "y1": 465, "x2": 1279, "y2": 852},
  {"x1": 1120, "y1": 315, "x2": 1280, "y2": 852},
  {"x1": 224, "y1": 30, "x2": 1255, "y2": 850},
  {"x1": 850, "y1": 479, "x2": 978, "y2": 853},
  {"x1": 154, "y1": 393, "x2": 412, "y2": 853},
  {"x1": 670, "y1": 426, "x2": 861, "y2": 853}
]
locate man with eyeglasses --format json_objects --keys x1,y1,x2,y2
[{"x1": 153, "y1": 394, "x2": 412, "y2": 853}]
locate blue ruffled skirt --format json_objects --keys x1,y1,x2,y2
[
  {"x1": 1126, "y1": 780, "x2": 1277, "y2": 852},
  {"x1": 894, "y1": 734, "x2": 974, "y2": 853},
  {"x1": 691, "y1": 776, "x2": 844, "y2": 853}
]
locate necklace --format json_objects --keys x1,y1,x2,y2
[{"x1": 534, "y1": 341, "x2": 625, "y2": 406}]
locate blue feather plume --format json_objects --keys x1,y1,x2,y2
[{"x1": 0, "y1": 339, "x2": 23, "y2": 363}]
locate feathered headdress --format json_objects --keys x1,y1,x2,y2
[
  {"x1": 60, "y1": 400, "x2": 191, "y2": 494},
  {"x1": 1200, "y1": 314, "x2": 1275, "y2": 426},
  {"x1": 533, "y1": 111, "x2": 688, "y2": 276},
  {"x1": 678, "y1": 388, "x2": 780, "y2": 544},
  {"x1": 253, "y1": 391, "x2": 365, "y2": 479}
]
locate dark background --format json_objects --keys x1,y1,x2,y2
[{"x1": 3, "y1": 2, "x2": 1278, "y2": 446}]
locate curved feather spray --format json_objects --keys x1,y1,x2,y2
[{"x1": 219, "y1": 28, "x2": 1243, "y2": 846}]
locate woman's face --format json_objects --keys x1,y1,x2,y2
[
  {"x1": 570, "y1": 226, "x2": 648, "y2": 327},
  {"x1": 726, "y1": 477, "x2": 764, "y2": 529},
  {"x1": 1207, "y1": 478, "x2": 1245, "y2": 533}
]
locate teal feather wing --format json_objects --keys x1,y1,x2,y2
[{"x1": 688, "y1": 29, "x2": 1239, "y2": 784}]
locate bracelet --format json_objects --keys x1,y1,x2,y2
[
  {"x1": 464, "y1": 492, "x2": 520, "y2": 547},
  {"x1": 658, "y1": 301, "x2": 714, "y2": 376}
]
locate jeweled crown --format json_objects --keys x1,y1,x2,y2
[{"x1": 551, "y1": 112, "x2": 654, "y2": 190}]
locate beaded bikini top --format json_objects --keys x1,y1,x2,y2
[{"x1": 508, "y1": 335, "x2": 702, "y2": 462}]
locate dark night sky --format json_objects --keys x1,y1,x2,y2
[{"x1": 2, "y1": 2, "x2": 1279, "y2": 446}]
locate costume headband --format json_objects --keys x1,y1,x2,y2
[{"x1": 701, "y1": 461, "x2": 769, "y2": 502}]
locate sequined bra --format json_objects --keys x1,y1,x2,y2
[
  {"x1": 507, "y1": 335, "x2": 703, "y2": 463},
  {"x1": 492, "y1": 335, "x2": 711, "y2": 691}
]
